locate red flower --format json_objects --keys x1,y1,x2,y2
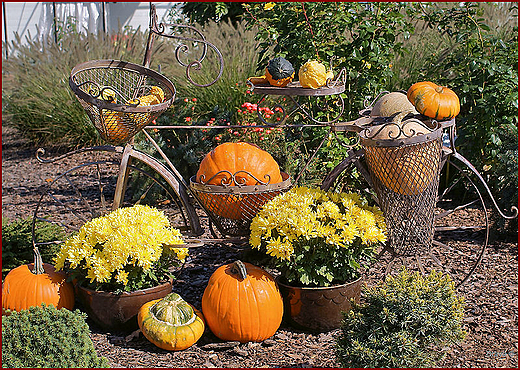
[
  {"x1": 184, "y1": 98, "x2": 189, "y2": 103},
  {"x1": 192, "y1": 98, "x2": 197, "y2": 102},
  {"x1": 185, "y1": 117, "x2": 192, "y2": 122}
]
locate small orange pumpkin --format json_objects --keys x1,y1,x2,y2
[
  {"x1": 201, "y1": 260, "x2": 284, "y2": 343},
  {"x1": 196, "y1": 142, "x2": 283, "y2": 220},
  {"x1": 2, "y1": 247, "x2": 75, "y2": 314},
  {"x1": 407, "y1": 81, "x2": 460, "y2": 121}
]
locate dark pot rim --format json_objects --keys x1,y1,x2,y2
[
  {"x1": 276, "y1": 275, "x2": 363, "y2": 290},
  {"x1": 75, "y1": 278, "x2": 173, "y2": 297}
]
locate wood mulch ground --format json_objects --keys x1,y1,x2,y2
[{"x1": 2, "y1": 125, "x2": 518, "y2": 368}]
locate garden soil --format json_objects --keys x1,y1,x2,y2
[{"x1": 2, "y1": 125, "x2": 518, "y2": 368}]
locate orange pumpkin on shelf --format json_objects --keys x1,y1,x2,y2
[
  {"x1": 195, "y1": 142, "x2": 283, "y2": 220},
  {"x1": 2, "y1": 248, "x2": 75, "y2": 315},
  {"x1": 407, "y1": 81, "x2": 460, "y2": 121},
  {"x1": 201, "y1": 260, "x2": 284, "y2": 343}
]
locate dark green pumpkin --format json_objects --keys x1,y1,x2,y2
[
  {"x1": 267, "y1": 57, "x2": 294, "y2": 80},
  {"x1": 265, "y1": 57, "x2": 295, "y2": 87}
]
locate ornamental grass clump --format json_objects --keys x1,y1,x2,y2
[
  {"x1": 2, "y1": 304, "x2": 109, "y2": 368},
  {"x1": 336, "y1": 268, "x2": 466, "y2": 368},
  {"x1": 54, "y1": 204, "x2": 187, "y2": 292},
  {"x1": 250, "y1": 186, "x2": 386, "y2": 286}
]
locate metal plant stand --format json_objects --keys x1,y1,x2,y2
[{"x1": 30, "y1": 4, "x2": 517, "y2": 288}]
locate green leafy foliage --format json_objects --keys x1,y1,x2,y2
[
  {"x1": 336, "y1": 269, "x2": 466, "y2": 368},
  {"x1": 406, "y1": 3, "x2": 518, "y2": 218},
  {"x1": 2, "y1": 304, "x2": 109, "y2": 368},
  {"x1": 2, "y1": 217, "x2": 64, "y2": 279},
  {"x1": 243, "y1": 2, "x2": 415, "y2": 119},
  {"x1": 170, "y1": 2, "x2": 246, "y2": 26}
]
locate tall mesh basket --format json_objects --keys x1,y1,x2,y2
[{"x1": 360, "y1": 122, "x2": 443, "y2": 256}]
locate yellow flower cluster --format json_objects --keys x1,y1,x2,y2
[
  {"x1": 250, "y1": 187, "x2": 386, "y2": 261},
  {"x1": 54, "y1": 205, "x2": 187, "y2": 286}
]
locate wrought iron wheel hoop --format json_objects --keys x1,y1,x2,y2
[
  {"x1": 321, "y1": 145, "x2": 494, "y2": 289},
  {"x1": 30, "y1": 150, "x2": 201, "y2": 252}
]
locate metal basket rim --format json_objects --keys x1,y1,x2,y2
[
  {"x1": 359, "y1": 120, "x2": 446, "y2": 148},
  {"x1": 189, "y1": 172, "x2": 291, "y2": 194},
  {"x1": 69, "y1": 59, "x2": 175, "y2": 113}
]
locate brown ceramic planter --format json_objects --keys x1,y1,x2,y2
[
  {"x1": 75, "y1": 279, "x2": 173, "y2": 331},
  {"x1": 277, "y1": 276, "x2": 363, "y2": 332}
]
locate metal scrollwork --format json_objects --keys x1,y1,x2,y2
[
  {"x1": 145, "y1": 4, "x2": 224, "y2": 87},
  {"x1": 326, "y1": 67, "x2": 347, "y2": 88},
  {"x1": 360, "y1": 90, "x2": 390, "y2": 116},
  {"x1": 198, "y1": 171, "x2": 272, "y2": 187},
  {"x1": 360, "y1": 117, "x2": 440, "y2": 142}
]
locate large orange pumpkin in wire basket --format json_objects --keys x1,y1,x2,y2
[{"x1": 195, "y1": 142, "x2": 283, "y2": 220}]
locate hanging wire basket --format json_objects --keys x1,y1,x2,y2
[
  {"x1": 359, "y1": 120, "x2": 443, "y2": 256},
  {"x1": 69, "y1": 60, "x2": 176, "y2": 145},
  {"x1": 190, "y1": 172, "x2": 292, "y2": 236}
]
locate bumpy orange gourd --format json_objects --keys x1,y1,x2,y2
[
  {"x1": 407, "y1": 81, "x2": 460, "y2": 121},
  {"x1": 196, "y1": 142, "x2": 283, "y2": 220},
  {"x1": 2, "y1": 248, "x2": 74, "y2": 314},
  {"x1": 201, "y1": 261, "x2": 284, "y2": 343},
  {"x1": 138, "y1": 293, "x2": 205, "y2": 351},
  {"x1": 102, "y1": 110, "x2": 130, "y2": 143}
]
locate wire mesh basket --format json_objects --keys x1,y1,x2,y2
[
  {"x1": 69, "y1": 60, "x2": 176, "y2": 145},
  {"x1": 190, "y1": 172, "x2": 292, "y2": 236},
  {"x1": 360, "y1": 121, "x2": 443, "y2": 256}
]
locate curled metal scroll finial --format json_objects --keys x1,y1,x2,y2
[
  {"x1": 325, "y1": 67, "x2": 347, "y2": 88},
  {"x1": 147, "y1": 4, "x2": 224, "y2": 87},
  {"x1": 360, "y1": 91, "x2": 391, "y2": 116}
]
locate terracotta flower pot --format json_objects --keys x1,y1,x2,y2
[
  {"x1": 75, "y1": 279, "x2": 173, "y2": 331},
  {"x1": 277, "y1": 276, "x2": 363, "y2": 332}
]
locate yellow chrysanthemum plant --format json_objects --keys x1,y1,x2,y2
[
  {"x1": 250, "y1": 187, "x2": 387, "y2": 287},
  {"x1": 54, "y1": 204, "x2": 188, "y2": 293}
]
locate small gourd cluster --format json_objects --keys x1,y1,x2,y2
[{"x1": 248, "y1": 56, "x2": 334, "y2": 89}]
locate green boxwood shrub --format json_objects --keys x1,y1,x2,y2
[
  {"x1": 336, "y1": 268, "x2": 466, "y2": 368},
  {"x1": 2, "y1": 304, "x2": 109, "y2": 368}
]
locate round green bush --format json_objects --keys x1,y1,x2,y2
[
  {"x1": 2, "y1": 304, "x2": 109, "y2": 368},
  {"x1": 336, "y1": 268, "x2": 466, "y2": 368}
]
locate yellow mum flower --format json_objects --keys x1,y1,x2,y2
[
  {"x1": 115, "y1": 270, "x2": 129, "y2": 285},
  {"x1": 264, "y1": 2, "x2": 276, "y2": 11},
  {"x1": 249, "y1": 186, "x2": 386, "y2": 286},
  {"x1": 56, "y1": 204, "x2": 186, "y2": 289}
]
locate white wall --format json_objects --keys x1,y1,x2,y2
[{"x1": 2, "y1": 2, "x2": 180, "y2": 59}]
